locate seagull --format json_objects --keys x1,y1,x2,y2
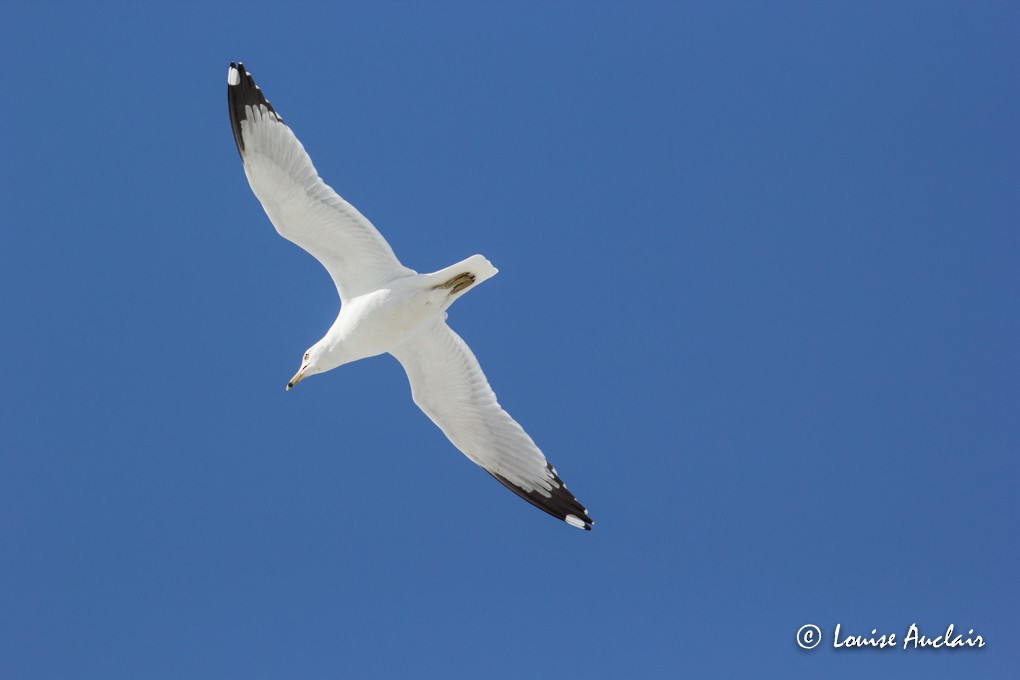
[{"x1": 227, "y1": 62, "x2": 593, "y2": 530}]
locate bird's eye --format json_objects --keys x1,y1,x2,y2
[{"x1": 304, "y1": 353, "x2": 309, "y2": 361}]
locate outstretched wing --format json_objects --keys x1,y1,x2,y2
[
  {"x1": 390, "y1": 320, "x2": 593, "y2": 530},
  {"x1": 227, "y1": 62, "x2": 414, "y2": 302}
]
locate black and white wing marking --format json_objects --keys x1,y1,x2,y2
[
  {"x1": 227, "y1": 62, "x2": 414, "y2": 302},
  {"x1": 390, "y1": 320, "x2": 593, "y2": 530}
]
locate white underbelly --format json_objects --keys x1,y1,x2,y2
[{"x1": 337, "y1": 285, "x2": 445, "y2": 359}]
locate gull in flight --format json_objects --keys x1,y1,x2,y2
[{"x1": 227, "y1": 63, "x2": 593, "y2": 530}]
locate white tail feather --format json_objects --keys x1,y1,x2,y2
[{"x1": 429, "y1": 254, "x2": 498, "y2": 290}]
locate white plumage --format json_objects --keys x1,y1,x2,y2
[{"x1": 228, "y1": 62, "x2": 592, "y2": 530}]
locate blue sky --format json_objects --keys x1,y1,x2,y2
[{"x1": 1, "y1": 1, "x2": 1017, "y2": 678}]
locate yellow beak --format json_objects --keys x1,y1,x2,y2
[{"x1": 287, "y1": 367, "x2": 307, "y2": 391}]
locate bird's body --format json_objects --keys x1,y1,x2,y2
[
  {"x1": 306, "y1": 254, "x2": 497, "y2": 373},
  {"x1": 227, "y1": 62, "x2": 592, "y2": 530}
]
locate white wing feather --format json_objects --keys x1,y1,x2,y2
[
  {"x1": 390, "y1": 320, "x2": 592, "y2": 528},
  {"x1": 228, "y1": 64, "x2": 414, "y2": 301}
]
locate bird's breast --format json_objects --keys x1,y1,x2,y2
[{"x1": 332, "y1": 286, "x2": 442, "y2": 360}]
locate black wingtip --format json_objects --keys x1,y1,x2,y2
[
  {"x1": 227, "y1": 61, "x2": 283, "y2": 159},
  {"x1": 488, "y1": 464, "x2": 594, "y2": 530}
]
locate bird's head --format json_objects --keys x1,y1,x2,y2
[{"x1": 287, "y1": 345, "x2": 323, "y2": 390}]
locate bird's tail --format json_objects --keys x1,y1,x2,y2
[{"x1": 427, "y1": 254, "x2": 499, "y2": 298}]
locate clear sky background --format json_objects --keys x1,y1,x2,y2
[{"x1": 1, "y1": 2, "x2": 1017, "y2": 678}]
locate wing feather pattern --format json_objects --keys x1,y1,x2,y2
[
  {"x1": 391, "y1": 320, "x2": 593, "y2": 529},
  {"x1": 227, "y1": 63, "x2": 414, "y2": 301}
]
